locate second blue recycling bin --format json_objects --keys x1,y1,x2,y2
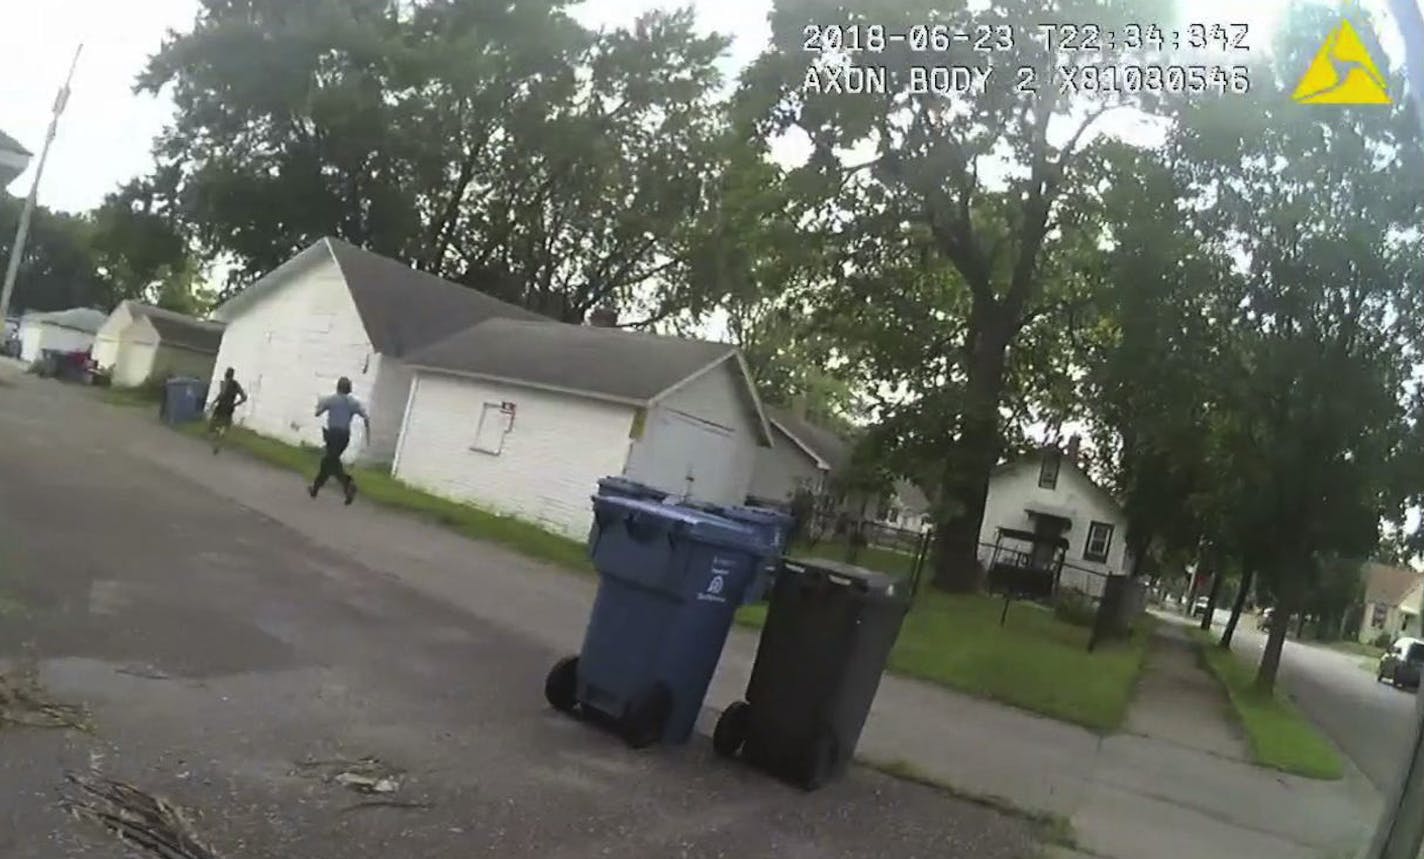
[
  {"x1": 546, "y1": 495, "x2": 771, "y2": 747},
  {"x1": 163, "y1": 377, "x2": 208, "y2": 425},
  {"x1": 681, "y1": 501, "x2": 794, "y2": 604}
]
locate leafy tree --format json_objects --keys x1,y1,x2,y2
[
  {"x1": 88, "y1": 181, "x2": 206, "y2": 311},
  {"x1": 0, "y1": 195, "x2": 109, "y2": 314},
  {"x1": 1175, "y1": 4, "x2": 1424, "y2": 690},
  {"x1": 737, "y1": 0, "x2": 1167, "y2": 591},
  {"x1": 136, "y1": 0, "x2": 737, "y2": 323},
  {"x1": 1080, "y1": 143, "x2": 1238, "y2": 580}
]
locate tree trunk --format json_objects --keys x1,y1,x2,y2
[
  {"x1": 1219, "y1": 568, "x2": 1254, "y2": 649},
  {"x1": 1255, "y1": 585, "x2": 1297, "y2": 693},
  {"x1": 1127, "y1": 531, "x2": 1152, "y2": 578},
  {"x1": 931, "y1": 315, "x2": 1012, "y2": 593},
  {"x1": 1296, "y1": 611, "x2": 1308, "y2": 640},
  {"x1": 1199, "y1": 571, "x2": 1224, "y2": 631}
]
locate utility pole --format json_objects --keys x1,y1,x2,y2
[
  {"x1": 1361, "y1": 1, "x2": 1424, "y2": 852},
  {"x1": 0, "y1": 44, "x2": 83, "y2": 325}
]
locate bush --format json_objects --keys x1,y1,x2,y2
[
  {"x1": 1372, "y1": 632, "x2": 1393, "y2": 649},
  {"x1": 1054, "y1": 591, "x2": 1098, "y2": 628}
]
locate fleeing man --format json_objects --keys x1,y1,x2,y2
[
  {"x1": 206, "y1": 367, "x2": 247, "y2": 454},
  {"x1": 310, "y1": 376, "x2": 368, "y2": 505}
]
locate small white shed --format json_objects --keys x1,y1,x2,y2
[
  {"x1": 92, "y1": 301, "x2": 225, "y2": 387},
  {"x1": 18, "y1": 307, "x2": 107, "y2": 363},
  {"x1": 392, "y1": 320, "x2": 773, "y2": 539}
]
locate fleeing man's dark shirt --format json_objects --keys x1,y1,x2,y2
[{"x1": 213, "y1": 379, "x2": 245, "y2": 413}]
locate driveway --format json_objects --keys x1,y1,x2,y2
[
  {"x1": 0, "y1": 373, "x2": 1040, "y2": 858},
  {"x1": 1196, "y1": 609, "x2": 1415, "y2": 792}
]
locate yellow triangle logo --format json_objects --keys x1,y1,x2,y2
[{"x1": 1292, "y1": 19, "x2": 1390, "y2": 104}]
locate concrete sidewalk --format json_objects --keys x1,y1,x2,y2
[{"x1": 40, "y1": 376, "x2": 1383, "y2": 859}]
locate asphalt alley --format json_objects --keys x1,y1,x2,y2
[{"x1": 0, "y1": 372, "x2": 1041, "y2": 859}]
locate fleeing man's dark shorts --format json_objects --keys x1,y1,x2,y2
[{"x1": 210, "y1": 408, "x2": 234, "y2": 430}]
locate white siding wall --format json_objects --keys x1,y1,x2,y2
[
  {"x1": 748, "y1": 426, "x2": 824, "y2": 504},
  {"x1": 19, "y1": 323, "x2": 95, "y2": 363},
  {"x1": 207, "y1": 256, "x2": 383, "y2": 462},
  {"x1": 91, "y1": 305, "x2": 133, "y2": 370},
  {"x1": 114, "y1": 340, "x2": 159, "y2": 387},
  {"x1": 367, "y1": 354, "x2": 415, "y2": 468},
  {"x1": 629, "y1": 360, "x2": 761, "y2": 506},
  {"x1": 979, "y1": 461, "x2": 1130, "y2": 590},
  {"x1": 393, "y1": 371, "x2": 635, "y2": 538}
]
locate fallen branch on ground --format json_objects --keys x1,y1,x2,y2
[{"x1": 60, "y1": 771, "x2": 220, "y2": 859}]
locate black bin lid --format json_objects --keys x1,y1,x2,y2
[{"x1": 780, "y1": 557, "x2": 904, "y2": 601}]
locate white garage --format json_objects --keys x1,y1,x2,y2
[
  {"x1": 392, "y1": 318, "x2": 773, "y2": 539},
  {"x1": 18, "y1": 307, "x2": 107, "y2": 364},
  {"x1": 93, "y1": 301, "x2": 225, "y2": 387}
]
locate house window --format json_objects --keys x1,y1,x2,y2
[
  {"x1": 1373, "y1": 604, "x2": 1388, "y2": 629},
  {"x1": 1039, "y1": 454, "x2": 1061, "y2": 490},
  {"x1": 1084, "y1": 521, "x2": 1113, "y2": 563},
  {"x1": 471, "y1": 402, "x2": 514, "y2": 455}
]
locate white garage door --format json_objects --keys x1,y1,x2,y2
[{"x1": 625, "y1": 409, "x2": 741, "y2": 504}]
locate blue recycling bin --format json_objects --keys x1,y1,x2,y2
[
  {"x1": 546, "y1": 495, "x2": 767, "y2": 747},
  {"x1": 681, "y1": 501, "x2": 793, "y2": 604},
  {"x1": 163, "y1": 377, "x2": 208, "y2": 425},
  {"x1": 596, "y1": 475, "x2": 670, "y2": 503},
  {"x1": 587, "y1": 476, "x2": 672, "y2": 550}
]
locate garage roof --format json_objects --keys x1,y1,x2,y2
[
  {"x1": 1363, "y1": 562, "x2": 1423, "y2": 608},
  {"x1": 0, "y1": 129, "x2": 29, "y2": 157},
  {"x1": 407, "y1": 318, "x2": 773, "y2": 443},
  {"x1": 213, "y1": 238, "x2": 547, "y2": 357},
  {"x1": 23, "y1": 307, "x2": 107, "y2": 334},
  {"x1": 764, "y1": 407, "x2": 851, "y2": 472},
  {"x1": 122, "y1": 302, "x2": 225, "y2": 354}
]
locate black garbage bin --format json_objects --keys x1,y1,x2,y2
[{"x1": 713, "y1": 557, "x2": 909, "y2": 790}]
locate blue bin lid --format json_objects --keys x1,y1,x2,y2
[{"x1": 591, "y1": 495, "x2": 769, "y2": 552}]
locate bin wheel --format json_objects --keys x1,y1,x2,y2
[
  {"x1": 801, "y1": 728, "x2": 840, "y2": 792},
  {"x1": 713, "y1": 701, "x2": 750, "y2": 758},
  {"x1": 545, "y1": 655, "x2": 581, "y2": 714},
  {"x1": 622, "y1": 682, "x2": 672, "y2": 750}
]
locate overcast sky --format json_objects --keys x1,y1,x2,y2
[
  {"x1": 0, "y1": 0, "x2": 772, "y2": 213},
  {"x1": 0, "y1": 0, "x2": 1409, "y2": 214}
]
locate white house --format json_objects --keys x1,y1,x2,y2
[
  {"x1": 880, "y1": 479, "x2": 933, "y2": 531},
  {"x1": 18, "y1": 307, "x2": 107, "y2": 363},
  {"x1": 92, "y1": 301, "x2": 225, "y2": 387},
  {"x1": 747, "y1": 406, "x2": 850, "y2": 506},
  {"x1": 0, "y1": 129, "x2": 30, "y2": 189},
  {"x1": 1357, "y1": 563, "x2": 1424, "y2": 644},
  {"x1": 979, "y1": 440, "x2": 1131, "y2": 597},
  {"x1": 392, "y1": 319, "x2": 773, "y2": 539},
  {"x1": 206, "y1": 238, "x2": 545, "y2": 465}
]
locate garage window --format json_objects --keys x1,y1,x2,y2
[{"x1": 472, "y1": 402, "x2": 514, "y2": 455}]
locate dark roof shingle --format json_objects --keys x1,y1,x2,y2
[
  {"x1": 0, "y1": 128, "x2": 30, "y2": 156},
  {"x1": 129, "y1": 303, "x2": 225, "y2": 353},
  {"x1": 407, "y1": 318, "x2": 737, "y2": 403},
  {"x1": 326, "y1": 239, "x2": 545, "y2": 356},
  {"x1": 764, "y1": 407, "x2": 851, "y2": 471}
]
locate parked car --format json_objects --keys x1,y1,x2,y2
[
  {"x1": 1191, "y1": 596, "x2": 1210, "y2": 617},
  {"x1": 1256, "y1": 608, "x2": 1274, "y2": 630},
  {"x1": 1378, "y1": 637, "x2": 1424, "y2": 690}
]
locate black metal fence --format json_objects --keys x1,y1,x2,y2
[{"x1": 797, "y1": 510, "x2": 933, "y2": 598}]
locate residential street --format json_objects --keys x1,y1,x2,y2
[
  {"x1": 1197, "y1": 610, "x2": 1418, "y2": 792},
  {"x1": 0, "y1": 371, "x2": 1038, "y2": 857}
]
